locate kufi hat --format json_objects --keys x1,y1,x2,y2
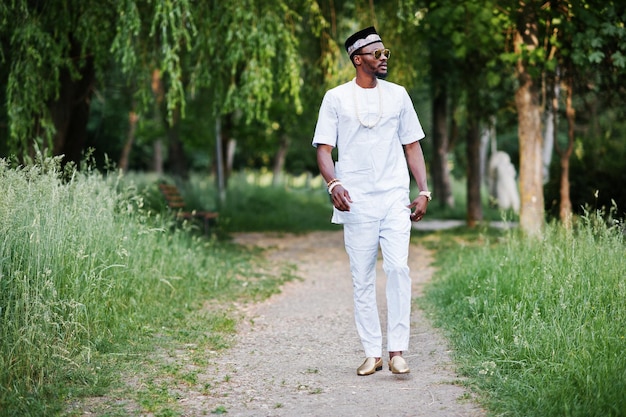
[{"x1": 345, "y1": 26, "x2": 382, "y2": 58}]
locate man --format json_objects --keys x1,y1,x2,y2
[{"x1": 312, "y1": 26, "x2": 430, "y2": 376}]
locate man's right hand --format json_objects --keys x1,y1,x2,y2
[{"x1": 331, "y1": 185, "x2": 352, "y2": 211}]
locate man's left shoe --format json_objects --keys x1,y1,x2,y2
[{"x1": 389, "y1": 356, "x2": 410, "y2": 374}]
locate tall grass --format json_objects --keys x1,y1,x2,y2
[
  {"x1": 423, "y1": 212, "x2": 626, "y2": 416},
  {"x1": 0, "y1": 157, "x2": 292, "y2": 416}
]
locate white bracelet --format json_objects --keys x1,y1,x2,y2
[
  {"x1": 419, "y1": 190, "x2": 432, "y2": 201},
  {"x1": 328, "y1": 181, "x2": 342, "y2": 194}
]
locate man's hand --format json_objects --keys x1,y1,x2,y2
[
  {"x1": 408, "y1": 195, "x2": 428, "y2": 222},
  {"x1": 331, "y1": 185, "x2": 352, "y2": 211}
]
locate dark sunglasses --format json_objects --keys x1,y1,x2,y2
[{"x1": 354, "y1": 48, "x2": 391, "y2": 59}]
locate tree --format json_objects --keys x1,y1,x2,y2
[
  {"x1": 552, "y1": 0, "x2": 626, "y2": 225},
  {"x1": 1, "y1": 0, "x2": 194, "y2": 165},
  {"x1": 502, "y1": 0, "x2": 626, "y2": 234},
  {"x1": 512, "y1": 1, "x2": 546, "y2": 236},
  {"x1": 400, "y1": 0, "x2": 511, "y2": 226},
  {"x1": 1, "y1": 0, "x2": 323, "y2": 173},
  {"x1": 421, "y1": 3, "x2": 457, "y2": 210}
]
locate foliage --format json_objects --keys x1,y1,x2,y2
[
  {"x1": 1, "y1": 0, "x2": 189, "y2": 150},
  {"x1": 2, "y1": 0, "x2": 626, "y2": 229},
  {"x1": 0, "y1": 157, "x2": 294, "y2": 416},
  {"x1": 422, "y1": 211, "x2": 626, "y2": 416},
  {"x1": 0, "y1": 0, "x2": 326, "y2": 154},
  {"x1": 545, "y1": 106, "x2": 626, "y2": 219}
]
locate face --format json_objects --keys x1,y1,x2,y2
[{"x1": 354, "y1": 42, "x2": 388, "y2": 79}]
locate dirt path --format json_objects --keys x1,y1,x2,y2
[{"x1": 188, "y1": 231, "x2": 484, "y2": 417}]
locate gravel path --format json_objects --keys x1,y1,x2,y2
[{"x1": 191, "y1": 230, "x2": 485, "y2": 417}]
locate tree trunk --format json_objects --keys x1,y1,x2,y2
[
  {"x1": 272, "y1": 133, "x2": 289, "y2": 187},
  {"x1": 153, "y1": 140, "x2": 163, "y2": 175},
  {"x1": 217, "y1": 114, "x2": 234, "y2": 186},
  {"x1": 151, "y1": 69, "x2": 165, "y2": 175},
  {"x1": 466, "y1": 118, "x2": 483, "y2": 227},
  {"x1": 167, "y1": 106, "x2": 188, "y2": 179},
  {"x1": 515, "y1": 7, "x2": 545, "y2": 237},
  {"x1": 430, "y1": 84, "x2": 454, "y2": 208},
  {"x1": 50, "y1": 40, "x2": 95, "y2": 167},
  {"x1": 226, "y1": 139, "x2": 236, "y2": 178},
  {"x1": 215, "y1": 117, "x2": 227, "y2": 206},
  {"x1": 543, "y1": 69, "x2": 560, "y2": 183},
  {"x1": 557, "y1": 77, "x2": 575, "y2": 228},
  {"x1": 480, "y1": 117, "x2": 496, "y2": 189},
  {"x1": 119, "y1": 109, "x2": 139, "y2": 172}
]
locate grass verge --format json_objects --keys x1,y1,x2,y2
[
  {"x1": 420, "y1": 213, "x2": 626, "y2": 417},
  {"x1": 0, "y1": 157, "x2": 296, "y2": 416}
]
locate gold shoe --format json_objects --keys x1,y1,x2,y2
[
  {"x1": 389, "y1": 356, "x2": 410, "y2": 374},
  {"x1": 357, "y1": 357, "x2": 383, "y2": 376}
]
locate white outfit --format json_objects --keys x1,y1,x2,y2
[{"x1": 312, "y1": 78, "x2": 425, "y2": 357}]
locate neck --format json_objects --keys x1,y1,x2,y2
[{"x1": 355, "y1": 74, "x2": 378, "y2": 89}]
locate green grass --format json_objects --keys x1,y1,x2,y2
[
  {"x1": 123, "y1": 169, "x2": 340, "y2": 234},
  {"x1": 0, "y1": 157, "x2": 296, "y2": 416},
  {"x1": 129, "y1": 169, "x2": 512, "y2": 234},
  {"x1": 421, "y1": 212, "x2": 626, "y2": 416},
  {"x1": 4, "y1": 156, "x2": 623, "y2": 416},
  {"x1": 177, "y1": 170, "x2": 513, "y2": 232},
  {"x1": 217, "y1": 169, "x2": 339, "y2": 232}
]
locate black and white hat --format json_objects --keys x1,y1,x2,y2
[{"x1": 345, "y1": 26, "x2": 382, "y2": 58}]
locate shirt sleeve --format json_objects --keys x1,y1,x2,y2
[
  {"x1": 312, "y1": 91, "x2": 338, "y2": 148},
  {"x1": 397, "y1": 88, "x2": 425, "y2": 145}
]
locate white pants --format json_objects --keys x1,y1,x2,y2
[{"x1": 343, "y1": 205, "x2": 412, "y2": 358}]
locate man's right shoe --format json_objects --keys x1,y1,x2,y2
[
  {"x1": 389, "y1": 356, "x2": 410, "y2": 374},
  {"x1": 357, "y1": 357, "x2": 383, "y2": 376}
]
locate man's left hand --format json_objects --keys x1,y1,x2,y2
[{"x1": 408, "y1": 195, "x2": 428, "y2": 222}]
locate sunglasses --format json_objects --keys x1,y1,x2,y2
[{"x1": 354, "y1": 48, "x2": 391, "y2": 59}]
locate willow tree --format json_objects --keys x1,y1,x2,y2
[
  {"x1": 0, "y1": 0, "x2": 324, "y2": 170},
  {"x1": 188, "y1": 0, "x2": 326, "y2": 193},
  {"x1": 390, "y1": 1, "x2": 456, "y2": 210},
  {"x1": 1, "y1": 1, "x2": 191, "y2": 164}
]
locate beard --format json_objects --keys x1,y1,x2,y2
[{"x1": 375, "y1": 68, "x2": 388, "y2": 79}]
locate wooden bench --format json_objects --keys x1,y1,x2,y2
[{"x1": 158, "y1": 183, "x2": 219, "y2": 235}]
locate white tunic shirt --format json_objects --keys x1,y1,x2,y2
[{"x1": 312, "y1": 78, "x2": 425, "y2": 224}]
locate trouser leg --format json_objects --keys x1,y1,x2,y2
[
  {"x1": 380, "y1": 204, "x2": 412, "y2": 353},
  {"x1": 344, "y1": 222, "x2": 381, "y2": 358}
]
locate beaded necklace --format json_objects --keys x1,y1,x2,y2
[{"x1": 353, "y1": 79, "x2": 382, "y2": 128}]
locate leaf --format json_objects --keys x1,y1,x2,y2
[
  {"x1": 589, "y1": 50, "x2": 605, "y2": 64},
  {"x1": 611, "y1": 51, "x2": 626, "y2": 68}
]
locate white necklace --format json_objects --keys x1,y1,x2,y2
[{"x1": 353, "y1": 79, "x2": 382, "y2": 128}]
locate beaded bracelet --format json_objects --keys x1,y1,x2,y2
[{"x1": 328, "y1": 181, "x2": 343, "y2": 194}]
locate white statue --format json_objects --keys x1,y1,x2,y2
[{"x1": 488, "y1": 151, "x2": 520, "y2": 213}]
